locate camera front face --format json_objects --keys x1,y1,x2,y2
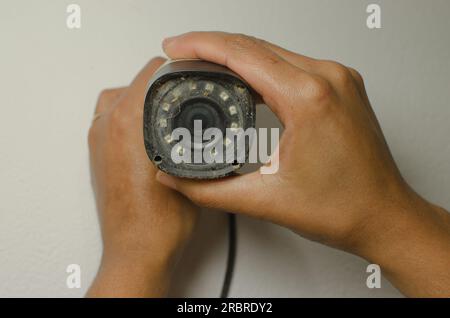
[{"x1": 143, "y1": 60, "x2": 256, "y2": 179}]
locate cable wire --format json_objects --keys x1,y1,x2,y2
[{"x1": 220, "y1": 213, "x2": 237, "y2": 298}]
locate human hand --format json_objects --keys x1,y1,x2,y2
[
  {"x1": 87, "y1": 57, "x2": 198, "y2": 297},
  {"x1": 156, "y1": 32, "x2": 450, "y2": 297},
  {"x1": 157, "y1": 31, "x2": 406, "y2": 250}
]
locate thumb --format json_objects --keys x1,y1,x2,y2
[{"x1": 156, "y1": 170, "x2": 269, "y2": 218}]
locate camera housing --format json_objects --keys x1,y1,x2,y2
[{"x1": 143, "y1": 60, "x2": 256, "y2": 179}]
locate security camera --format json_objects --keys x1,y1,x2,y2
[{"x1": 143, "y1": 59, "x2": 256, "y2": 179}]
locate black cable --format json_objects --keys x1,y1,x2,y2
[{"x1": 220, "y1": 213, "x2": 237, "y2": 298}]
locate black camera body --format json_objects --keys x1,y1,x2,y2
[{"x1": 143, "y1": 60, "x2": 256, "y2": 179}]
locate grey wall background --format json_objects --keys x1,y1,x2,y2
[{"x1": 0, "y1": 0, "x2": 449, "y2": 297}]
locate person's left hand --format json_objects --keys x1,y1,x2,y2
[{"x1": 87, "y1": 57, "x2": 198, "y2": 297}]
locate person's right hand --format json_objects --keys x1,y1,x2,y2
[
  {"x1": 157, "y1": 32, "x2": 450, "y2": 297},
  {"x1": 157, "y1": 31, "x2": 412, "y2": 248}
]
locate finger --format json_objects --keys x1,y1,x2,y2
[
  {"x1": 258, "y1": 38, "x2": 378, "y2": 132},
  {"x1": 256, "y1": 39, "x2": 367, "y2": 95},
  {"x1": 162, "y1": 31, "x2": 313, "y2": 124},
  {"x1": 111, "y1": 57, "x2": 166, "y2": 117},
  {"x1": 347, "y1": 67, "x2": 368, "y2": 100},
  {"x1": 156, "y1": 170, "x2": 273, "y2": 219},
  {"x1": 95, "y1": 87, "x2": 128, "y2": 114},
  {"x1": 128, "y1": 56, "x2": 166, "y2": 97},
  {"x1": 256, "y1": 38, "x2": 319, "y2": 73}
]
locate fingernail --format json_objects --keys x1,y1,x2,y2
[
  {"x1": 156, "y1": 171, "x2": 177, "y2": 189},
  {"x1": 162, "y1": 36, "x2": 177, "y2": 48}
]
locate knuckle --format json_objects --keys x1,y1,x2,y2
[
  {"x1": 261, "y1": 52, "x2": 282, "y2": 66},
  {"x1": 332, "y1": 64, "x2": 353, "y2": 84},
  {"x1": 110, "y1": 104, "x2": 131, "y2": 130},
  {"x1": 97, "y1": 89, "x2": 116, "y2": 103},
  {"x1": 226, "y1": 34, "x2": 281, "y2": 66},
  {"x1": 108, "y1": 101, "x2": 142, "y2": 138},
  {"x1": 112, "y1": 96, "x2": 140, "y2": 120},
  {"x1": 96, "y1": 88, "x2": 126, "y2": 113},
  {"x1": 97, "y1": 87, "x2": 127, "y2": 105},
  {"x1": 188, "y1": 188, "x2": 218, "y2": 209},
  {"x1": 323, "y1": 61, "x2": 354, "y2": 86},
  {"x1": 226, "y1": 33, "x2": 258, "y2": 53},
  {"x1": 301, "y1": 75, "x2": 333, "y2": 102},
  {"x1": 348, "y1": 67, "x2": 364, "y2": 85},
  {"x1": 189, "y1": 189, "x2": 210, "y2": 207}
]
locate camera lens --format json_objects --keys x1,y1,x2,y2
[
  {"x1": 143, "y1": 60, "x2": 256, "y2": 179},
  {"x1": 174, "y1": 97, "x2": 226, "y2": 145}
]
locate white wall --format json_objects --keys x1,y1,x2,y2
[{"x1": 1, "y1": 0, "x2": 449, "y2": 297}]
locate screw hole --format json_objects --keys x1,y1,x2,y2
[{"x1": 154, "y1": 155, "x2": 162, "y2": 164}]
